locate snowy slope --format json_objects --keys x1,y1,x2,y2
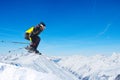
[
  {"x1": 0, "y1": 62, "x2": 61, "y2": 80},
  {"x1": 58, "y1": 53, "x2": 120, "y2": 80},
  {"x1": 0, "y1": 49, "x2": 78, "y2": 80},
  {"x1": 1, "y1": 49, "x2": 120, "y2": 80}
]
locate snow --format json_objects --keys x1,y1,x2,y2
[
  {"x1": 0, "y1": 49, "x2": 120, "y2": 80},
  {"x1": 0, "y1": 62, "x2": 61, "y2": 80},
  {"x1": 58, "y1": 53, "x2": 120, "y2": 80},
  {"x1": 0, "y1": 49, "x2": 78, "y2": 80}
]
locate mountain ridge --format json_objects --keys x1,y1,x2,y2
[{"x1": 58, "y1": 53, "x2": 120, "y2": 80}]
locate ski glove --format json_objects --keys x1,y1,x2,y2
[{"x1": 29, "y1": 32, "x2": 34, "y2": 37}]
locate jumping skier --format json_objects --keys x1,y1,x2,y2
[{"x1": 25, "y1": 22, "x2": 46, "y2": 53}]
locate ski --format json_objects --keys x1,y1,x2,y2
[{"x1": 25, "y1": 46, "x2": 42, "y2": 55}]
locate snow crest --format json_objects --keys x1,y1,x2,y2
[
  {"x1": 0, "y1": 50, "x2": 77, "y2": 80},
  {"x1": 1, "y1": 49, "x2": 120, "y2": 80}
]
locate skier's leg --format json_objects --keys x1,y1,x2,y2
[
  {"x1": 34, "y1": 36, "x2": 40, "y2": 50},
  {"x1": 30, "y1": 36, "x2": 40, "y2": 50},
  {"x1": 30, "y1": 36, "x2": 36, "y2": 50}
]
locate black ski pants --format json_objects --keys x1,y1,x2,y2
[{"x1": 30, "y1": 36, "x2": 40, "y2": 50}]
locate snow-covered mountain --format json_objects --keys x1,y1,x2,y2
[
  {"x1": 58, "y1": 53, "x2": 120, "y2": 80},
  {"x1": 0, "y1": 49, "x2": 78, "y2": 80},
  {"x1": 0, "y1": 49, "x2": 120, "y2": 80}
]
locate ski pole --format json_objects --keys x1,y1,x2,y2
[
  {"x1": 8, "y1": 47, "x2": 24, "y2": 53},
  {"x1": 0, "y1": 40, "x2": 29, "y2": 44}
]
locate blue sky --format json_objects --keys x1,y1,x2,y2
[{"x1": 0, "y1": 0, "x2": 120, "y2": 56}]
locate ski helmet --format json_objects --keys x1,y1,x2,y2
[{"x1": 40, "y1": 22, "x2": 46, "y2": 27}]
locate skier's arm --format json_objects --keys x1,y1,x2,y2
[
  {"x1": 29, "y1": 27, "x2": 39, "y2": 37},
  {"x1": 32, "y1": 27, "x2": 39, "y2": 35}
]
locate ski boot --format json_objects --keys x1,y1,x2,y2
[
  {"x1": 25, "y1": 46, "x2": 35, "y2": 52},
  {"x1": 34, "y1": 50, "x2": 42, "y2": 55},
  {"x1": 25, "y1": 46, "x2": 41, "y2": 55}
]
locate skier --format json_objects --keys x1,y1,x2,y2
[{"x1": 25, "y1": 22, "x2": 46, "y2": 53}]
